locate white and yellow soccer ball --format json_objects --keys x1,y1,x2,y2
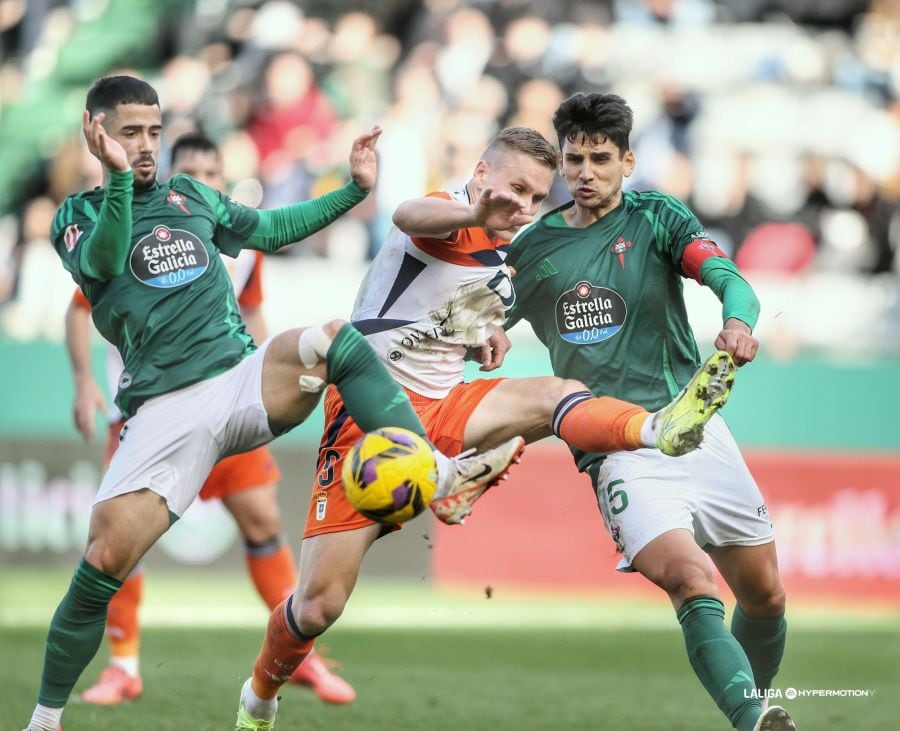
[{"x1": 342, "y1": 427, "x2": 438, "y2": 524}]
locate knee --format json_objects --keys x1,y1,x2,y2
[
  {"x1": 229, "y1": 496, "x2": 282, "y2": 545},
  {"x1": 545, "y1": 378, "x2": 589, "y2": 418},
  {"x1": 84, "y1": 542, "x2": 135, "y2": 581},
  {"x1": 741, "y1": 582, "x2": 787, "y2": 618},
  {"x1": 239, "y1": 513, "x2": 282, "y2": 545},
  {"x1": 295, "y1": 587, "x2": 348, "y2": 637},
  {"x1": 658, "y1": 565, "x2": 719, "y2": 606}
]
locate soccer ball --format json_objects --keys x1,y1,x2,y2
[{"x1": 343, "y1": 427, "x2": 437, "y2": 524}]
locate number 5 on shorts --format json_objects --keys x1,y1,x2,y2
[{"x1": 606, "y1": 478, "x2": 629, "y2": 515}]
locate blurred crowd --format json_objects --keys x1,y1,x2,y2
[{"x1": 1, "y1": 0, "x2": 899, "y2": 348}]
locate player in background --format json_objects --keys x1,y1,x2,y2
[
  {"x1": 65, "y1": 133, "x2": 355, "y2": 707},
  {"x1": 506, "y1": 94, "x2": 793, "y2": 731},
  {"x1": 234, "y1": 127, "x2": 736, "y2": 730},
  {"x1": 24, "y1": 75, "x2": 526, "y2": 731}
]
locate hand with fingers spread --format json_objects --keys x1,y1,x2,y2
[
  {"x1": 82, "y1": 110, "x2": 129, "y2": 173},
  {"x1": 473, "y1": 187, "x2": 531, "y2": 238},
  {"x1": 715, "y1": 318, "x2": 759, "y2": 366},
  {"x1": 349, "y1": 125, "x2": 382, "y2": 191}
]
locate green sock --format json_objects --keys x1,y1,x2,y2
[
  {"x1": 38, "y1": 558, "x2": 122, "y2": 707},
  {"x1": 326, "y1": 324, "x2": 429, "y2": 441},
  {"x1": 731, "y1": 605, "x2": 787, "y2": 694},
  {"x1": 677, "y1": 596, "x2": 761, "y2": 731}
]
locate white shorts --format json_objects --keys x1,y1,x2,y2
[
  {"x1": 95, "y1": 341, "x2": 275, "y2": 517},
  {"x1": 589, "y1": 414, "x2": 774, "y2": 572}
]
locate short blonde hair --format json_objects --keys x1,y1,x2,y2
[{"x1": 484, "y1": 127, "x2": 559, "y2": 170}]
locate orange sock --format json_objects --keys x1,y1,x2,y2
[
  {"x1": 251, "y1": 598, "x2": 315, "y2": 700},
  {"x1": 555, "y1": 392, "x2": 649, "y2": 453},
  {"x1": 107, "y1": 572, "x2": 142, "y2": 658},
  {"x1": 246, "y1": 540, "x2": 298, "y2": 610}
]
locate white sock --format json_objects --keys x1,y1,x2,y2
[
  {"x1": 241, "y1": 678, "x2": 278, "y2": 721},
  {"x1": 640, "y1": 411, "x2": 659, "y2": 447},
  {"x1": 110, "y1": 655, "x2": 140, "y2": 677},
  {"x1": 28, "y1": 704, "x2": 63, "y2": 731},
  {"x1": 432, "y1": 450, "x2": 451, "y2": 499}
]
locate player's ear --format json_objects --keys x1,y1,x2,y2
[
  {"x1": 623, "y1": 149, "x2": 635, "y2": 178},
  {"x1": 473, "y1": 159, "x2": 489, "y2": 184}
]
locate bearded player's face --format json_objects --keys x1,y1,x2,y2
[
  {"x1": 560, "y1": 132, "x2": 634, "y2": 213},
  {"x1": 104, "y1": 103, "x2": 162, "y2": 191}
]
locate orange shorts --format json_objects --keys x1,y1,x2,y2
[
  {"x1": 104, "y1": 420, "x2": 280, "y2": 501},
  {"x1": 303, "y1": 378, "x2": 504, "y2": 539}
]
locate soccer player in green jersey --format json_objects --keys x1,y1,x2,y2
[
  {"x1": 23, "y1": 75, "x2": 526, "y2": 731},
  {"x1": 506, "y1": 93, "x2": 794, "y2": 731}
]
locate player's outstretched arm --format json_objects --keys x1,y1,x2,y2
[
  {"x1": 64, "y1": 296, "x2": 107, "y2": 442},
  {"x1": 393, "y1": 186, "x2": 530, "y2": 241},
  {"x1": 239, "y1": 126, "x2": 382, "y2": 252}
]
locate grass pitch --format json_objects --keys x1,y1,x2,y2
[{"x1": 2, "y1": 572, "x2": 897, "y2": 730}]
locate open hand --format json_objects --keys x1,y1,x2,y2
[
  {"x1": 82, "y1": 110, "x2": 130, "y2": 173},
  {"x1": 474, "y1": 187, "x2": 531, "y2": 237},
  {"x1": 349, "y1": 125, "x2": 382, "y2": 191}
]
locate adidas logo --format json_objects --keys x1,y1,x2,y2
[
  {"x1": 724, "y1": 670, "x2": 753, "y2": 692},
  {"x1": 536, "y1": 258, "x2": 558, "y2": 281}
]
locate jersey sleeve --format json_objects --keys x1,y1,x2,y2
[
  {"x1": 237, "y1": 251, "x2": 264, "y2": 308},
  {"x1": 50, "y1": 195, "x2": 99, "y2": 285}
]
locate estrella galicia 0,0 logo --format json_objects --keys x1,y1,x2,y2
[
  {"x1": 555, "y1": 281, "x2": 627, "y2": 344},
  {"x1": 130, "y1": 225, "x2": 209, "y2": 288}
]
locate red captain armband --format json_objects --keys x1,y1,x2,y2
[{"x1": 680, "y1": 239, "x2": 728, "y2": 283}]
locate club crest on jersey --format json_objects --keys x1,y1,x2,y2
[
  {"x1": 609, "y1": 237, "x2": 633, "y2": 269},
  {"x1": 555, "y1": 281, "x2": 627, "y2": 345},
  {"x1": 130, "y1": 225, "x2": 210, "y2": 289},
  {"x1": 63, "y1": 224, "x2": 83, "y2": 252},
  {"x1": 167, "y1": 189, "x2": 191, "y2": 214}
]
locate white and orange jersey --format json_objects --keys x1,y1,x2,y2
[
  {"x1": 352, "y1": 187, "x2": 514, "y2": 398},
  {"x1": 72, "y1": 249, "x2": 265, "y2": 422}
]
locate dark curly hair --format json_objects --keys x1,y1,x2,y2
[{"x1": 552, "y1": 93, "x2": 633, "y2": 156}]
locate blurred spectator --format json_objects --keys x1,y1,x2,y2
[
  {"x1": 248, "y1": 51, "x2": 337, "y2": 169},
  {"x1": 2, "y1": 0, "x2": 899, "y2": 354}
]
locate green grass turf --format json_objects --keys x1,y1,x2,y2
[
  {"x1": 3, "y1": 624, "x2": 897, "y2": 730},
  {"x1": 3, "y1": 570, "x2": 897, "y2": 729}
]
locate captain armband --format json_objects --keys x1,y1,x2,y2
[{"x1": 680, "y1": 239, "x2": 728, "y2": 283}]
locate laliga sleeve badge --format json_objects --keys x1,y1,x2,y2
[{"x1": 315, "y1": 489, "x2": 328, "y2": 521}]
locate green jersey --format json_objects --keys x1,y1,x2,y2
[
  {"x1": 52, "y1": 171, "x2": 367, "y2": 417},
  {"x1": 507, "y1": 190, "x2": 713, "y2": 413}
]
